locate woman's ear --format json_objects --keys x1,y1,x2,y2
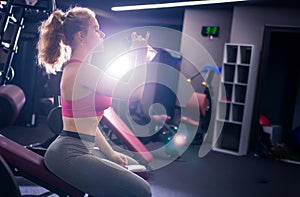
[
  {"x1": 75, "y1": 31, "x2": 85, "y2": 43},
  {"x1": 79, "y1": 31, "x2": 85, "y2": 39}
]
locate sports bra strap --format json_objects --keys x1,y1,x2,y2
[{"x1": 66, "y1": 59, "x2": 82, "y2": 64}]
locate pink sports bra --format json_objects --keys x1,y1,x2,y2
[{"x1": 61, "y1": 59, "x2": 112, "y2": 118}]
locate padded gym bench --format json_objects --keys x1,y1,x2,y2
[
  {"x1": 0, "y1": 134, "x2": 85, "y2": 197},
  {"x1": 0, "y1": 84, "x2": 25, "y2": 130}
]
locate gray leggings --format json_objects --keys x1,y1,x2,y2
[{"x1": 44, "y1": 135, "x2": 151, "y2": 197}]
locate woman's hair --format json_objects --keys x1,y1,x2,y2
[{"x1": 37, "y1": 7, "x2": 96, "y2": 74}]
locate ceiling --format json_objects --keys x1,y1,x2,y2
[
  {"x1": 54, "y1": 0, "x2": 300, "y2": 19},
  {"x1": 55, "y1": 0, "x2": 300, "y2": 11},
  {"x1": 53, "y1": 0, "x2": 300, "y2": 33}
]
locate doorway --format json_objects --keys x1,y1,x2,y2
[{"x1": 252, "y1": 25, "x2": 300, "y2": 150}]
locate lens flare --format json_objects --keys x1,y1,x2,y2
[
  {"x1": 173, "y1": 133, "x2": 187, "y2": 147},
  {"x1": 106, "y1": 53, "x2": 133, "y2": 79}
]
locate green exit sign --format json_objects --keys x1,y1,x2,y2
[{"x1": 201, "y1": 26, "x2": 219, "y2": 37}]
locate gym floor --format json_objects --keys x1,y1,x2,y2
[{"x1": 1, "y1": 115, "x2": 300, "y2": 197}]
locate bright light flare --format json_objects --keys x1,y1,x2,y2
[
  {"x1": 106, "y1": 53, "x2": 134, "y2": 79},
  {"x1": 105, "y1": 46, "x2": 157, "y2": 80},
  {"x1": 173, "y1": 133, "x2": 187, "y2": 147}
]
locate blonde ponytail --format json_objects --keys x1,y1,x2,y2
[
  {"x1": 37, "y1": 9, "x2": 67, "y2": 74},
  {"x1": 37, "y1": 7, "x2": 95, "y2": 74}
]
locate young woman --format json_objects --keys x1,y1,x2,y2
[{"x1": 37, "y1": 6, "x2": 151, "y2": 196}]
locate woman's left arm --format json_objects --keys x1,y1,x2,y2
[{"x1": 95, "y1": 127, "x2": 128, "y2": 166}]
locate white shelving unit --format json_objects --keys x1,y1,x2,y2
[{"x1": 213, "y1": 43, "x2": 254, "y2": 155}]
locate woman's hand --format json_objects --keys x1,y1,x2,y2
[
  {"x1": 131, "y1": 32, "x2": 150, "y2": 49},
  {"x1": 131, "y1": 32, "x2": 157, "y2": 63},
  {"x1": 109, "y1": 151, "x2": 128, "y2": 167}
]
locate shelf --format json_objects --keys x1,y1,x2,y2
[
  {"x1": 221, "y1": 83, "x2": 233, "y2": 101},
  {"x1": 232, "y1": 104, "x2": 244, "y2": 122},
  {"x1": 223, "y1": 63, "x2": 235, "y2": 83},
  {"x1": 213, "y1": 43, "x2": 254, "y2": 156},
  {"x1": 225, "y1": 45, "x2": 238, "y2": 63},
  {"x1": 237, "y1": 65, "x2": 249, "y2": 84},
  {"x1": 217, "y1": 102, "x2": 230, "y2": 121},
  {"x1": 234, "y1": 84, "x2": 247, "y2": 103},
  {"x1": 240, "y1": 45, "x2": 252, "y2": 64},
  {"x1": 235, "y1": 82, "x2": 248, "y2": 86},
  {"x1": 215, "y1": 122, "x2": 242, "y2": 152}
]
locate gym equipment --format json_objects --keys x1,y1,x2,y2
[
  {"x1": 0, "y1": 154, "x2": 21, "y2": 197},
  {"x1": 0, "y1": 134, "x2": 85, "y2": 196},
  {"x1": 102, "y1": 107, "x2": 153, "y2": 164},
  {"x1": 26, "y1": 106, "x2": 62, "y2": 156},
  {"x1": 0, "y1": 84, "x2": 25, "y2": 130},
  {"x1": 260, "y1": 114, "x2": 271, "y2": 126},
  {"x1": 0, "y1": 1, "x2": 25, "y2": 85},
  {"x1": 181, "y1": 92, "x2": 207, "y2": 127},
  {"x1": 0, "y1": 0, "x2": 55, "y2": 85},
  {"x1": 129, "y1": 91, "x2": 208, "y2": 158},
  {"x1": 169, "y1": 92, "x2": 208, "y2": 151},
  {"x1": 183, "y1": 66, "x2": 218, "y2": 144}
]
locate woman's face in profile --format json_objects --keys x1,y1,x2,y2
[{"x1": 84, "y1": 17, "x2": 105, "y2": 51}]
